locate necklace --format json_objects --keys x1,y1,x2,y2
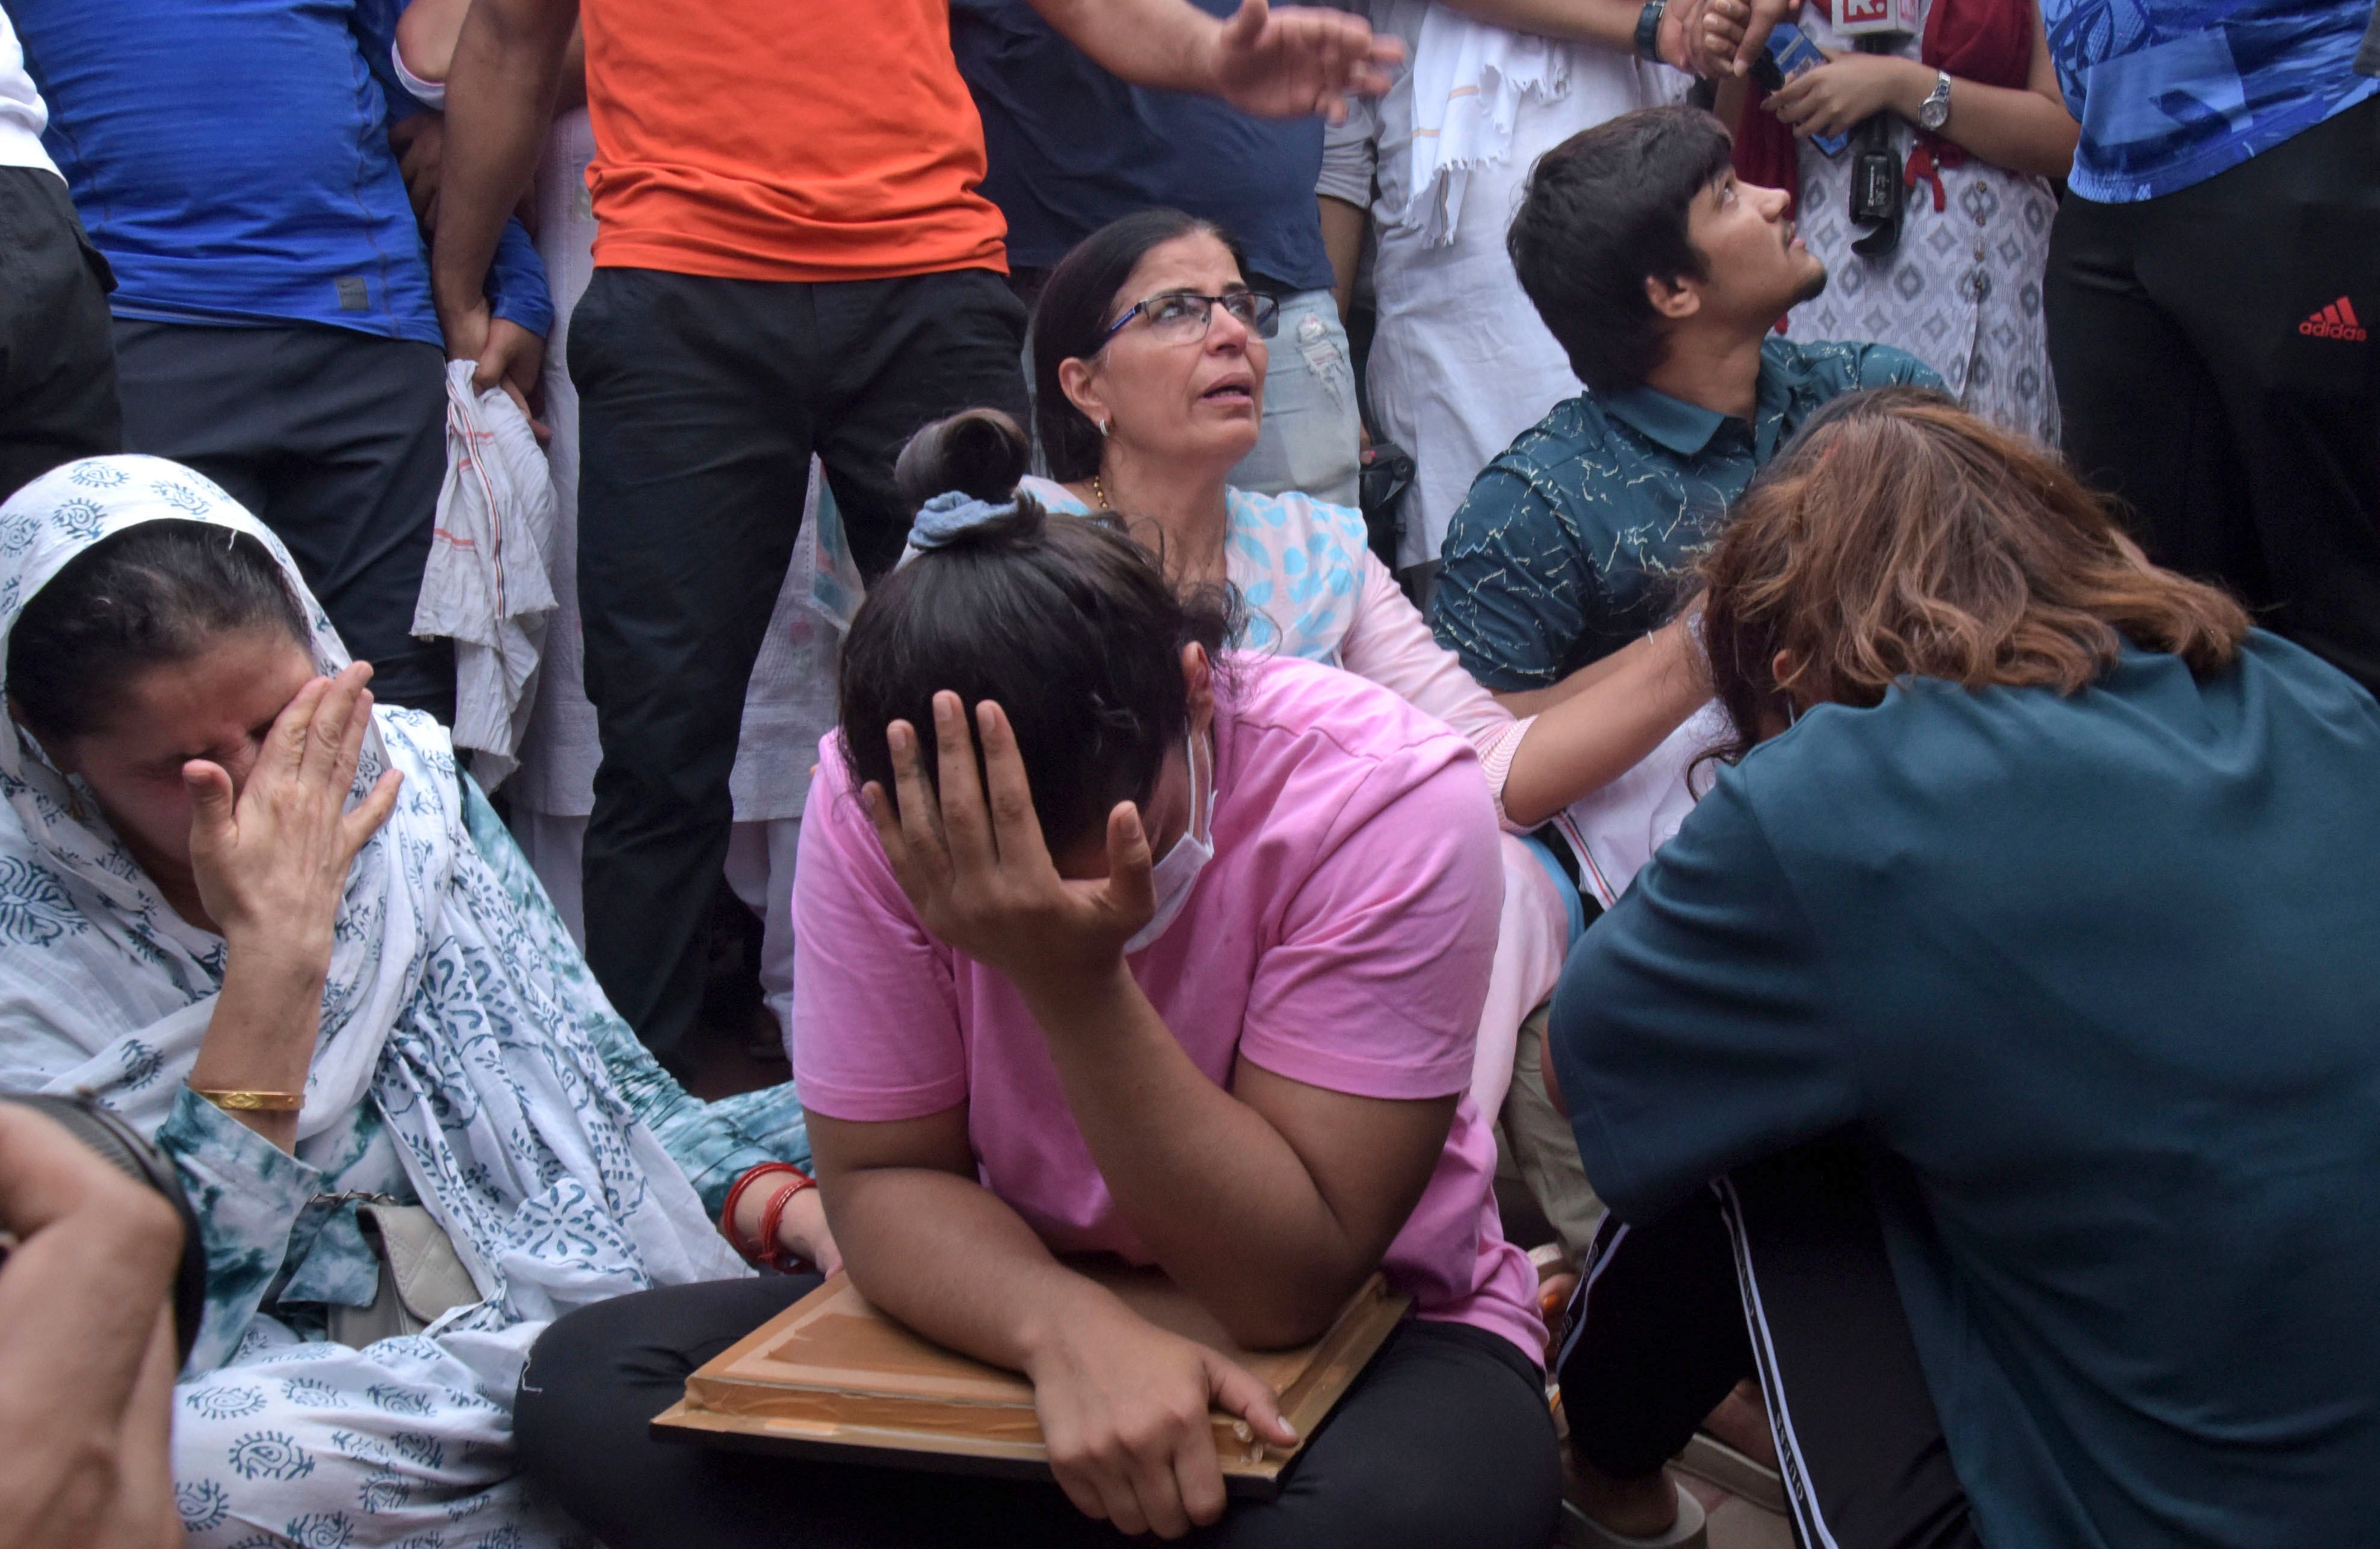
[{"x1": 1091, "y1": 472, "x2": 1110, "y2": 511}]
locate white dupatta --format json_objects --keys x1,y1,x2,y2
[
  {"x1": 0, "y1": 456, "x2": 743, "y2": 1331},
  {"x1": 1400, "y1": 4, "x2": 1572, "y2": 246}
]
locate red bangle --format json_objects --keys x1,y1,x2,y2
[
  {"x1": 720, "y1": 1163, "x2": 810, "y2": 1265},
  {"x1": 755, "y1": 1170, "x2": 818, "y2": 1274}
]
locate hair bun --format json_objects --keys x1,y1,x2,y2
[{"x1": 895, "y1": 409, "x2": 1031, "y2": 513}]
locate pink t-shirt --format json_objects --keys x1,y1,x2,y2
[{"x1": 793, "y1": 656, "x2": 1545, "y2": 1364}]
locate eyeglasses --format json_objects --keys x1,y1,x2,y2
[{"x1": 1099, "y1": 289, "x2": 1282, "y2": 348}]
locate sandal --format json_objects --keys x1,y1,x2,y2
[
  {"x1": 1676, "y1": 1429, "x2": 1785, "y2": 1515},
  {"x1": 1557, "y1": 1474, "x2": 1708, "y2": 1549}
]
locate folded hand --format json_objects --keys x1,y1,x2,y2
[{"x1": 1692, "y1": 0, "x2": 1794, "y2": 78}]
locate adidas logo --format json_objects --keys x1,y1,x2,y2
[{"x1": 2299, "y1": 297, "x2": 2367, "y2": 341}]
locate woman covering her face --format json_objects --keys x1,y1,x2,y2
[
  {"x1": 1016, "y1": 208, "x2": 1710, "y2": 1173},
  {"x1": 514, "y1": 427, "x2": 1563, "y2": 1548},
  {"x1": 0, "y1": 457, "x2": 827, "y2": 1547}
]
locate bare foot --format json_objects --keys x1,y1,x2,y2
[
  {"x1": 1700, "y1": 1379, "x2": 1778, "y2": 1470},
  {"x1": 1538, "y1": 1271, "x2": 1578, "y2": 1365},
  {"x1": 1565, "y1": 1454, "x2": 1680, "y2": 1539}
]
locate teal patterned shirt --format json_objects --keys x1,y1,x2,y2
[{"x1": 1430, "y1": 338, "x2": 1939, "y2": 690}]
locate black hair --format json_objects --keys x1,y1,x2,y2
[
  {"x1": 840, "y1": 410, "x2": 1239, "y2": 853},
  {"x1": 894, "y1": 407, "x2": 1036, "y2": 509},
  {"x1": 7, "y1": 521, "x2": 311, "y2": 743},
  {"x1": 1031, "y1": 208, "x2": 1251, "y2": 483},
  {"x1": 1506, "y1": 104, "x2": 1736, "y2": 395}
]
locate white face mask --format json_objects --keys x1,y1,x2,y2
[{"x1": 1123, "y1": 729, "x2": 1215, "y2": 955}]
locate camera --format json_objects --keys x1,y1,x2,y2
[
  {"x1": 1846, "y1": 87, "x2": 1906, "y2": 257},
  {"x1": 1849, "y1": 138, "x2": 1905, "y2": 231}
]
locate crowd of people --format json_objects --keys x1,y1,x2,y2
[{"x1": 0, "y1": 0, "x2": 2375, "y2": 1547}]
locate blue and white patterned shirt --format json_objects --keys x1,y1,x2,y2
[{"x1": 2042, "y1": 0, "x2": 2380, "y2": 203}]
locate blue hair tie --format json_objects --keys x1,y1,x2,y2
[{"x1": 907, "y1": 490, "x2": 1019, "y2": 554}]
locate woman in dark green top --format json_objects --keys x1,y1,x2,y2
[{"x1": 1550, "y1": 389, "x2": 2380, "y2": 1549}]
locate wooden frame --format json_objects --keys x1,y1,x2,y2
[{"x1": 652, "y1": 1263, "x2": 1412, "y2": 1501}]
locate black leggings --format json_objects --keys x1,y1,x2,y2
[
  {"x1": 515, "y1": 1275, "x2": 1559, "y2": 1549},
  {"x1": 1558, "y1": 1146, "x2": 1980, "y2": 1549},
  {"x1": 2045, "y1": 94, "x2": 2380, "y2": 699}
]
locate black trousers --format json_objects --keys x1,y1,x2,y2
[
  {"x1": 0, "y1": 166, "x2": 120, "y2": 501},
  {"x1": 2046, "y1": 94, "x2": 2380, "y2": 699},
  {"x1": 569, "y1": 265, "x2": 1030, "y2": 1066},
  {"x1": 515, "y1": 1275, "x2": 1560, "y2": 1549},
  {"x1": 111, "y1": 319, "x2": 456, "y2": 722},
  {"x1": 1559, "y1": 1146, "x2": 1979, "y2": 1549}
]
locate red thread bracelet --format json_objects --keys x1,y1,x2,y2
[
  {"x1": 755, "y1": 1170, "x2": 818, "y2": 1273},
  {"x1": 720, "y1": 1162, "x2": 809, "y2": 1266}
]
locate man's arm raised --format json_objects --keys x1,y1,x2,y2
[
  {"x1": 1026, "y1": 0, "x2": 1403, "y2": 123},
  {"x1": 432, "y1": 0, "x2": 1397, "y2": 371}
]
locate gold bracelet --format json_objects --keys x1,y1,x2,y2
[{"x1": 191, "y1": 1087, "x2": 306, "y2": 1113}]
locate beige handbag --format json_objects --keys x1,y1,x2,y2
[{"x1": 325, "y1": 1198, "x2": 481, "y2": 1349}]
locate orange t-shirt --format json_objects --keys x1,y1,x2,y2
[{"x1": 581, "y1": 0, "x2": 1009, "y2": 282}]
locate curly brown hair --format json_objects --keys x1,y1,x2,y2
[{"x1": 1699, "y1": 387, "x2": 2251, "y2": 756}]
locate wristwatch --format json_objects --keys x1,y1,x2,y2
[
  {"x1": 1634, "y1": 0, "x2": 1668, "y2": 63},
  {"x1": 1917, "y1": 70, "x2": 1953, "y2": 132}
]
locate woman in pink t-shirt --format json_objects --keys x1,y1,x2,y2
[{"x1": 513, "y1": 432, "x2": 1558, "y2": 1549}]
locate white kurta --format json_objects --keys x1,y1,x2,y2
[{"x1": 1323, "y1": 4, "x2": 1682, "y2": 571}]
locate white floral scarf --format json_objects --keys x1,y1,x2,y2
[{"x1": 0, "y1": 456, "x2": 744, "y2": 1327}]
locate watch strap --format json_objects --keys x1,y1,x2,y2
[
  {"x1": 1918, "y1": 69, "x2": 1953, "y2": 131},
  {"x1": 1634, "y1": 0, "x2": 1668, "y2": 63}
]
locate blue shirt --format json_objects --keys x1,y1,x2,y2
[
  {"x1": 1430, "y1": 337, "x2": 1937, "y2": 688},
  {"x1": 2042, "y1": 0, "x2": 2380, "y2": 203},
  {"x1": 950, "y1": 0, "x2": 1332, "y2": 291},
  {"x1": 16, "y1": 0, "x2": 549, "y2": 345},
  {"x1": 1553, "y1": 634, "x2": 2380, "y2": 1547}
]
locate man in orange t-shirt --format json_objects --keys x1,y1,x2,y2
[{"x1": 430, "y1": 0, "x2": 1398, "y2": 1068}]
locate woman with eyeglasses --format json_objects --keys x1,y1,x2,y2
[{"x1": 1021, "y1": 209, "x2": 1708, "y2": 1166}]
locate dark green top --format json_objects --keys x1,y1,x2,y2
[
  {"x1": 1430, "y1": 336, "x2": 1937, "y2": 688},
  {"x1": 1554, "y1": 634, "x2": 2380, "y2": 1546}
]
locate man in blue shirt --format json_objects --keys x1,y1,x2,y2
[
  {"x1": 1429, "y1": 105, "x2": 1937, "y2": 696},
  {"x1": 14, "y1": 0, "x2": 552, "y2": 722},
  {"x1": 2039, "y1": 0, "x2": 2380, "y2": 703},
  {"x1": 951, "y1": 0, "x2": 1359, "y2": 507}
]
